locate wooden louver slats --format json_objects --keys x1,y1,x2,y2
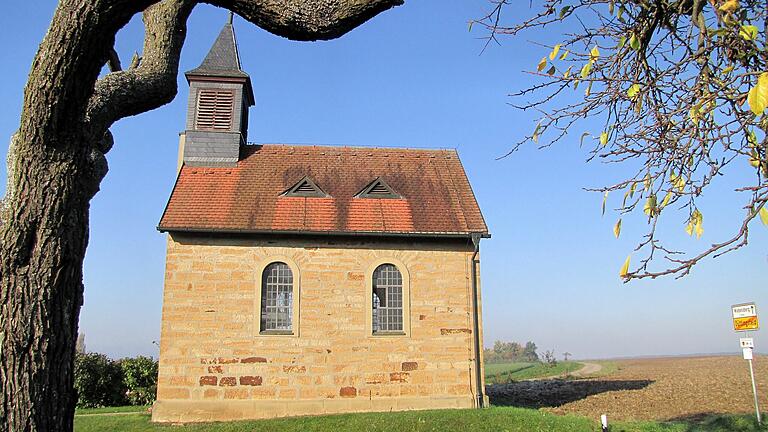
[{"x1": 196, "y1": 90, "x2": 234, "y2": 130}]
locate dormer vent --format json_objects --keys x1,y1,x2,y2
[
  {"x1": 283, "y1": 176, "x2": 327, "y2": 198},
  {"x1": 196, "y1": 89, "x2": 234, "y2": 131},
  {"x1": 357, "y1": 178, "x2": 400, "y2": 198}
]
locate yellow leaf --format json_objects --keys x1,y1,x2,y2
[
  {"x1": 564, "y1": 66, "x2": 572, "y2": 78},
  {"x1": 643, "y1": 174, "x2": 651, "y2": 191},
  {"x1": 695, "y1": 220, "x2": 704, "y2": 239},
  {"x1": 613, "y1": 218, "x2": 622, "y2": 238},
  {"x1": 749, "y1": 151, "x2": 761, "y2": 168},
  {"x1": 627, "y1": 84, "x2": 641, "y2": 98},
  {"x1": 549, "y1": 44, "x2": 561, "y2": 61},
  {"x1": 537, "y1": 57, "x2": 547, "y2": 72},
  {"x1": 580, "y1": 62, "x2": 592, "y2": 78},
  {"x1": 643, "y1": 195, "x2": 657, "y2": 216},
  {"x1": 759, "y1": 206, "x2": 768, "y2": 226},
  {"x1": 685, "y1": 221, "x2": 694, "y2": 236},
  {"x1": 619, "y1": 255, "x2": 631, "y2": 278},
  {"x1": 560, "y1": 50, "x2": 569, "y2": 60},
  {"x1": 590, "y1": 46, "x2": 600, "y2": 61},
  {"x1": 600, "y1": 132, "x2": 608, "y2": 146},
  {"x1": 747, "y1": 72, "x2": 768, "y2": 116},
  {"x1": 740, "y1": 25, "x2": 758, "y2": 41},
  {"x1": 719, "y1": 0, "x2": 740, "y2": 13},
  {"x1": 661, "y1": 192, "x2": 672, "y2": 208}
]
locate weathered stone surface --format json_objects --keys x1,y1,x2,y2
[
  {"x1": 219, "y1": 377, "x2": 237, "y2": 386},
  {"x1": 240, "y1": 376, "x2": 263, "y2": 386},
  {"x1": 199, "y1": 376, "x2": 217, "y2": 386},
  {"x1": 401, "y1": 361, "x2": 418, "y2": 371},
  {"x1": 154, "y1": 235, "x2": 486, "y2": 422}
]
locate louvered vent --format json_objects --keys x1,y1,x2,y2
[
  {"x1": 367, "y1": 182, "x2": 392, "y2": 195},
  {"x1": 196, "y1": 89, "x2": 234, "y2": 130},
  {"x1": 284, "y1": 176, "x2": 327, "y2": 197},
  {"x1": 358, "y1": 178, "x2": 400, "y2": 198}
]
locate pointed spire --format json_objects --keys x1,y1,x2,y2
[
  {"x1": 186, "y1": 18, "x2": 248, "y2": 79},
  {"x1": 228, "y1": 11, "x2": 234, "y2": 25}
]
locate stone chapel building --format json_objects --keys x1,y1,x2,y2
[{"x1": 152, "y1": 20, "x2": 490, "y2": 423}]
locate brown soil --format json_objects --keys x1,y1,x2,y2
[{"x1": 487, "y1": 355, "x2": 768, "y2": 422}]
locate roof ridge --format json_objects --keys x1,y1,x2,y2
[{"x1": 250, "y1": 143, "x2": 458, "y2": 153}]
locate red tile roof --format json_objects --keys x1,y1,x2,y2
[{"x1": 158, "y1": 144, "x2": 488, "y2": 237}]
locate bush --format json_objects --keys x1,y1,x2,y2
[
  {"x1": 120, "y1": 356, "x2": 158, "y2": 406},
  {"x1": 74, "y1": 352, "x2": 159, "y2": 408},
  {"x1": 74, "y1": 352, "x2": 126, "y2": 408}
]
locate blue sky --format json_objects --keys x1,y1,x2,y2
[{"x1": 0, "y1": 1, "x2": 766, "y2": 360}]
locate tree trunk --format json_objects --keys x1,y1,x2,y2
[
  {"x1": 0, "y1": 0, "x2": 401, "y2": 430},
  {"x1": 0, "y1": 2, "x2": 145, "y2": 430}
]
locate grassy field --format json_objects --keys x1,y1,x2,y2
[
  {"x1": 485, "y1": 361, "x2": 582, "y2": 383},
  {"x1": 74, "y1": 406, "x2": 768, "y2": 432}
]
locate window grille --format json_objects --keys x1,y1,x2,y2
[
  {"x1": 196, "y1": 89, "x2": 234, "y2": 130},
  {"x1": 261, "y1": 262, "x2": 293, "y2": 332},
  {"x1": 372, "y1": 264, "x2": 403, "y2": 333}
]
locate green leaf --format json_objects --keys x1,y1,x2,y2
[
  {"x1": 559, "y1": 5, "x2": 571, "y2": 19},
  {"x1": 468, "y1": 21, "x2": 473, "y2": 32},
  {"x1": 602, "y1": 192, "x2": 608, "y2": 216},
  {"x1": 619, "y1": 255, "x2": 631, "y2": 278},
  {"x1": 537, "y1": 57, "x2": 547, "y2": 72},
  {"x1": 627, "y1": 84, "x2": 641, "y2": 98},
  {"x1": 617, "y1": 36, "x2": 626, "y2": 49},
  {"x1": 613, "y1": 218, "x2": 622, "y2": 238},
  {"x1": 579, "y1": 132, "x2": 590, "y2": 147},
  {"x1": 629, "y1": 34, "x2": 640, "y2": 51},
  {"x1": 740, "y1": 25, "x2": 758, "y2": 41},
  {"x1": 532, "y1": 122, "x2": 542, "y2": 143},
  {"x1": 547, "y1": 65, "x2": 556, "y2": 76},
  {"x1": 549, "y1": 44, "x2": 561, "y2": 61}
]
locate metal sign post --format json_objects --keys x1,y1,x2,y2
[{"x1": 732, "y1": 303, "x2": 761, "y2": 425}]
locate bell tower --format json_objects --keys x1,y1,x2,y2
[{"x1": 179, "y1": 15, "x2": 254, "y2": 168}]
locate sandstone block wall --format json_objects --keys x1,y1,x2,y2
[{"x1": 152, "y1": 234, "x2": 485, "y2": 423}]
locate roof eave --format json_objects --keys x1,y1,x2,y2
[{"x1": 157, "y1": 226, "x2": 491, "y2": 239}]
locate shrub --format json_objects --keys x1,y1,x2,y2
[
  {"x1": 74, "y1": 352, "x2": 126, "y2": 408},
  {"x1": 120, "y1": 356, "x2": 158, "y2": 406}
]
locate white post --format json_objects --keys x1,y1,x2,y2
[
  {"x1": 748, "y1": 357, "x2": 762, "y2": 425},
  {"x1": 600, "y1": 414, "x2": 608, "y2": 431}
]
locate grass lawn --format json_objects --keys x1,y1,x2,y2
[
  {"x1": 75, "y1": 405, "x2": 149, "y2": 415},
  {"x1": 485, "y1": 361, "x2": 582, "y2": 383},
  {"x1": 74, "y1": 406, "x2": 768, "y2": 432}
]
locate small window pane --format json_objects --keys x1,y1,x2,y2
[
  {"x1": 261, "y1": 262, "x2": 293, "y2": 332},
  {"x1": 372, "y1": 264, "x2": 403, "y2": 333}
]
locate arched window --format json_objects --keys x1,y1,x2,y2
[
  {"x1": 372, "y1": 264, "x2": 403, "y2": 333},
  {"x1": 260, "y1": 262, "x2": 293, "y2": 333}
]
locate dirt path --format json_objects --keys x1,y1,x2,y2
[{"x1": 571, "y1": 362, "x2": 602, "y2": 377}]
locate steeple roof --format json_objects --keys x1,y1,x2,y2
[{"x1": 186, "y1": 21, "x2": 249, "y2": 79}]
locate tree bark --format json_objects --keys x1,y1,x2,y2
[{"x1": 0, "y1": 0, "x2": 402, "y2": 431}]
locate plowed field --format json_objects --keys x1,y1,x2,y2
[{"x1": 487, "y1": 355, "x2": 768, "y2": 422}]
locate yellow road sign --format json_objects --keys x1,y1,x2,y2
[{"x1": 734, "y1": 316, "x2": 759, "y2": 331}]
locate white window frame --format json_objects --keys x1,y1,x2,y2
[
  {"x1": 255, "y1": 257, "x2": 301, "y2": 337},
  {"x1": 365, "y1": 258, "x2": 411, "y2": 338}
]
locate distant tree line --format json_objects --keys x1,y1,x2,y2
[
  {"x1": 74, "y1": 352, "x2": 158, "y2": 408},
  {"x1": 484, "y1": 340, "x2": 539, "y2": 363}
]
